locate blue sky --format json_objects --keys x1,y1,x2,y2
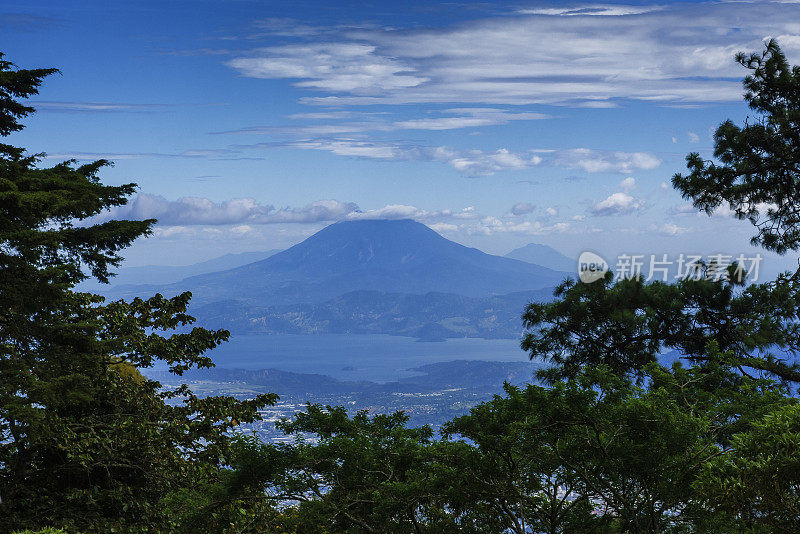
[{"x1": 3, "y1": 0, "x2": 799, "y2": 276}]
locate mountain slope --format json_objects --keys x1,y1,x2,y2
[
  {"x1": 505, "y1": 243, "x2": 575, "y2": 272},
  {"x1": 81, "y1": 250, "x2": 281, "y2": 292},
  {"x1": 111, "y1": 220, "x2": 568, "y2": 306}
]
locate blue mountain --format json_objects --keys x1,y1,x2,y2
[
  {"x1": 112, "y1": 219, "x2": 568, "y2": 306},
  {"x1": 504, "y1": 243, "x2": 575, "y2": 272},
  {"x1": 81, "y1": 249, "x2": 281, "y2": 292}
]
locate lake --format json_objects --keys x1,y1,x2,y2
[{"x1": 171, "y1": 333, "x2": 531, "y2": 382}]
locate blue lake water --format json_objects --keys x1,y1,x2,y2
[{"x1": 177, "y1": 334, "x2": 530, "y2": 382}]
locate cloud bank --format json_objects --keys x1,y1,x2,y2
[
  {"x1": 255, "y1": 139, "x2": 659, "y2": 176},
  {"x1": 227, "y1": 2, "x2": 800, "y2": 107},
  {"x1": 94, "y1": 194, "x2": 589, "y2": 237},
  {"x1": 591, "y1": 192, "x2": 646, "y2": 216},
  {"x1": 100, "y1": 194, "x2": 358, "y2": 225}
]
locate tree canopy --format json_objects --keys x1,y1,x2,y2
[
  {"x1": 0, "y1": 53, "x2": 275, "y2": 533},
  {"x1": 673, "y1": 39, "x2": 800, "y2": 255}
]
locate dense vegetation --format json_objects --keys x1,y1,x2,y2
[
  {"x1": 0, "y1": 53, "x2": 275, "y2": 532},
  {"x1": 3, "y1": 40, "x2": 800, "y2": 533}
]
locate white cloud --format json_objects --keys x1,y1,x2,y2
[
  {"x1": 590, "y1": 192, "x2": 646, "y2": 216},
  {"x1": 282, "y1": 139, "x2": 544, "y2": 176},
  {"x1": 449, "y1": 149, "x2": 542, "y2": 175},
  {"x1": 471, "y1": 216, "x2": 573, "y2": 236},
  {"x1": 152, "y1": 225, "x2": 255, "y2": 240},
  {"x1": 519, "y1": 5, "x2": 662, "y2": 16},
  {"x1": 230, "y1": 224, "x2": 254, "y2": 235},
  {"x1": 458, "y1": 206, "x2": 479, "y2": 218},
  {"x1": 346, "y1": 204, "x2": 430, "y2": 220},
  {"x1": 688, "y1": 131, "x2": 700, "y2": 143},
  {"x1": 671, "y1": 203, "x2": 702, "y2": 216},
  {"x1": 31, "y1": 101, "x2": 167, "y2": 113},
  {"x1": 266, "y1": 138, "x2": 657, "y2": 176},
  {"x1": 390, "y1": 108, "x2": 550, "y2": 130},
  {"x1": 428, "y1": 222, "x2": 459, "y2": 233},
  {"x1": 289, "y1": 139, "x2": 402, "y2": 159},
  {"x1": 97, "y1": 193, "x2": 359, "y2": 225},
  {"x1": 99, "y1": 193, "x2": 589, "y2": 241},
  {"x1": 658, "y1": 222, "x2": 690, "y2": 235},
  {"x1": 227, "y1": 43, "x2": 428, "y2": 93},
  {"x1": 227, "y1": 2, "x2": 800, "y2": 107},
  {"x1": 619, "y1": 177, "x2": 636, "y2": 191},
  {"x1": 558, "y1": 149, "x2": 661, "y2": 174},
  {"x1": 671, "y1": 202, "x2": 737, "y2": 218},
  {"x1": 546, "y1": 207, "x2": 558, "y2": 216},
  {"x1": 93, "y1": 194, "x2": 496, "y2": 231},
  {"x1": 220, "y1": 108, "x2": 551, "y2": 136}
]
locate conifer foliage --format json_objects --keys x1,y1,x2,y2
[{"x1": 0, "y1": 53, "x2": 275, "y2": 532}]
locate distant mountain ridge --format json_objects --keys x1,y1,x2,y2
[
  {"x1": 505, "y1": 243, "x2": 575, "y2": 272},
  {"x1": 80, "y1": 249, "x2": 281, "y2": 292},
  {"x1": 146, "y1": 360, "x2": 539, "y2": 397},
  {"x1": 110, "y1": 219, "x2": 569, "y2": 306}
]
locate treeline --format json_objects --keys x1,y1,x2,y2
[{"x1": 3, "y1": 42, "x2": 800, "y2": 533}]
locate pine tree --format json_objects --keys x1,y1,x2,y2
[{"x1": 0, "y1": 53, "x2": 276, "y2": 533}]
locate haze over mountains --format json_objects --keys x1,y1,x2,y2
[
  {"x1": 505, "y1": 243, "x2": 575, "y2": 272},
  {"x1": 81, "y1": 250, "x2": 281, "y2": 291},
  {"x1": 103, "y1": 220, "x2": 572, "y2": 340}
]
